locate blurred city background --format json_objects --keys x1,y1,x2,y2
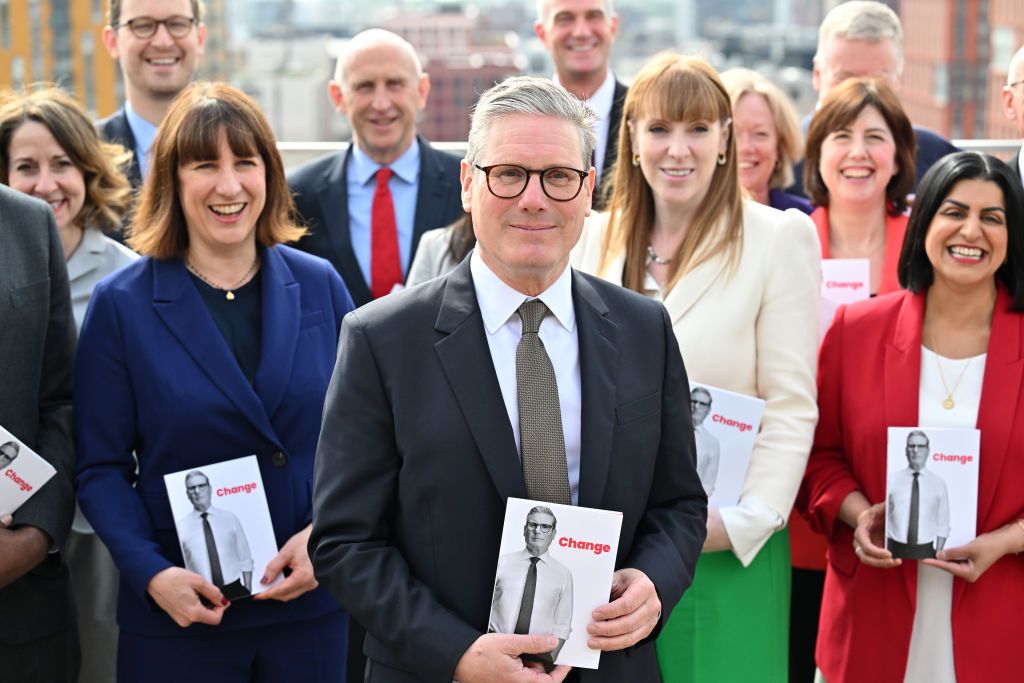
[{"x1": 0, "y1": 0, "x2": 1021, "y2": 148}]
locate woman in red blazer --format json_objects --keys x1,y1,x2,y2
[{"x1": 801, "y1": 151, "x2": 1024, "y2": 683}]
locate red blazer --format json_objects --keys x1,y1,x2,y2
[{"x1": 801, "y1": 288, "x2": 1024, "y2": 683}]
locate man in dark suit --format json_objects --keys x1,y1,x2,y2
[
  {"x1": 0, "y1": 185, "x2": 78, "y2": 682},
  {"x1": 1002, "y1": 45, "x2": 1024, "y2": 183},
  {"x1": 310, "y1": 76, "x2": 707, "y2": 683},
  {"x1": 791, "y1": 0, "x2": 957, "y2": 198},
  {"x1": 289, "y1": 29, "x2": 463, "y2": 308},
  {"x1": 98, "y1": 0, "x2": 207, "y2": 187},
  {"x1": 535, "y1": 0, "x2": 626, "y2": 209}
]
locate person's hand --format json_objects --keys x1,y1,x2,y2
[
  {"x1": 852, "y1": 502, "x2": 901, "y2": 569},
  {"x1": 924, "y1": 525, "x2": 1019, "y2": 582},
  {"x1": 253, "y1": 524, "x2": 318, "y2": 602},
  {"x1": 146, "y1": 566, "x2": 228, "y2": 627},
  {"x1": 0, "y1": 524, "x2": 49, "y2": 590},
  {"x1": 0, "y1": 514, "x2": 12, "y2": 528},
  {"x1": 453, "y1": 633, "x2": 571, "y2": 683},
  {"x1": 587, "y1": 568, "x2": 661, "y2": 651},
  {"x1": 702, "y1": 507, "x2": 731, "y2": 552}
]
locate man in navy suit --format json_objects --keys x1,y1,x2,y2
[
  {"x1": 97, "y1": 0, "x2": 207, "y2": 187},
  {"x1": 289, "y1": 29, "x2": 463, "y2": 308},
  {"x1": 310, "y1": 76, "x2": 707, "y2": 683},
  {"x1": 1002, "y1": 45, "x2": 1024, "y2": 185},
  {"x1": 535, "y1": 0, "x2": 626, "y2": 209},
  {"x1": 790, "y1": 1, "x2": 958, "y2": 198}
]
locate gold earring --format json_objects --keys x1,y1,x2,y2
[
  {"x1": 717, "y1": 152, "x2": 727, "y2": 166},
  {"x1": 632, "y1": 153, "x2": 640, "y2": 166}
]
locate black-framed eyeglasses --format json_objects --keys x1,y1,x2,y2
[
  {"x1": 114, "y1": 15, "x2": 198, "y2": 39},
  {"x1": 526, "y1": 522, "x2": 554, "y2": 533},
  {"x1": 185, "y1": 482, "x2": 210, "y2": 493},
  {"x1": 1009, "y1": 79, "x2": 1024, "y2": 90},
  {"x1": 474, "y1": 164, "x2": 588, "y2": 202},
  {"x1": 690, "y1": 400, "x2": 711, "y2": 408}
]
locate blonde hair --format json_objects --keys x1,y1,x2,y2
[
  {"x1": 601, "y1": 52, "x2": 742, "y2": 294},
  {"x1": 0, "y1": 85, "x2": 132, "y2": 232},
  {"x1": 720, "y1": 68, "x2": 803, "y2": 190}
]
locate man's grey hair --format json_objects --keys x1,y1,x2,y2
[
  {"x1": 690, "y1": 386, "x2": 712, "y2": 405},
  {"x1": 906, "y1": 430, "x2": 930, "y2": 447},
  {"x1": 333, "y1": 28, "x2": 423, "y2": 84},
  {"x1": 184, "y1": 470, "x2": 209, "y2": 485},
  {"x1": 527, "y1": 505, "x2": 558, "y2": 528},
  {"x1": 815, "y1": 1, "x2": 904, "y2": 67},
  {"x1": 535, "y1": 0, "x2": 615, "y2": 23},
  {"x1": 466, "y1": 76, "x2": 598, "y2": 169},
  {"x1": 0, "y1": 441, "x2": 19, "y2": 462}
]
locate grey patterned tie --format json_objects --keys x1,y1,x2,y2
[{"x1": 516, "y1": 299, "x2": 571, "y2": 505}]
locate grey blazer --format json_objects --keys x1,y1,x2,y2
[{"x1": 0, "y1": 185, "x2": 77, "y2": 645}]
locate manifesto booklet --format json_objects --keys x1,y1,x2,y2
[
  {"x1": 820, "y1": 258, "x2": 870, "y2": 339},
  {"x1": 488, "y1": 497, "x2": 623, "y2": 669},
  {"x1": 163, "y1": 455, "x2": 282, "y2": 599},
  {"x1": 0, "y1": 424, "x2": 57, "y2": 516},
  {"x1": 884, "y1": 427, "x2": 980, "y2": 560},
  {"x1": 689, "y1": 382, "x2": 766, "y2": 507}
]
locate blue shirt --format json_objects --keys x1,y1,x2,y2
[
  {"x1": 346, "y1": 140, "x2": 421, "y2": 287},
  {"x1": 124, "y1": 101, "x2": 158, "y2": 182}
]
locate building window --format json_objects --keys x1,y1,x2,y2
[
  {"x1": 933, "y1": 64, "x2": 949, "y2": 106},
  {"x1": 0, "y1": 0, "x2": 9, "y2": 50},
  {"x1": 991, "y1": 27, "x2": 1014, "y2": 71}
]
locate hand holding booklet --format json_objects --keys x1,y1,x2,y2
[
  {"x1": 488, "y1": 497, "x2": 623, "y2": 669},
  {"x1": 0, "y1": 425, "x2": 57, "y2": 516},
  {"x1": 163, "y1": 455, "x2": 282, "y2": 599}
]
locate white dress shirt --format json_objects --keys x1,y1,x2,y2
[
  {"x1": 470, "y1": 251, "x2": 582, "y2": 505},
  {"x1": 178, "y1": 506, "x2": 254, "y2": 585},
  {"x1": 488, "y1": 548, "x2": 574, "y2": 640},
  {"x1": 554, "y1": 70, "x2": 616, "y2": 185},
  {"x1": 885, "y1": 467, "x2": 950, "y2": 544},
  {"x1": 693, "y1": 423, "x2": 721, "y2": 498}
]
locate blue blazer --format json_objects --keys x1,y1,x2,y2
[{"x1": 74, "y1": 245, "x2": 353, "y2": 637}]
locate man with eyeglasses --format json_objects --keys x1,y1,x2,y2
[
  {"x1": 310, "y1": 76, "x2": 707, "y2": 683},
  {"x1": 1002, "y1": 45, "x2": 1024, "y2": 187},
  {"x1": 98, "y1": 0, "x2": 206, "y2": 187},
  {"x1": 289, "y1": 29, "x2": 462, "y2": 308},
  {"x1": 886, "y1": 431, "x2": 950, "y2": 560},
  {"x1": 488, "y1": 507, "x2": 573, "y2": 666},
  {"x1": 690, "y1": 387, "x2": 720, "y2": 498}
]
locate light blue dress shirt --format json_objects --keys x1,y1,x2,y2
[
  {"x1": 124, "y1": 101, "x2": 158, "y2": 182},
  {"x1": 346, "y1": 140, "x2": 421, "y2": 287}
]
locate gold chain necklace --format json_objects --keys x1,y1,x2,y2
[
  {"x1": 186, "y1": 256, "x2": 260, "y2": 301},
  {"x1": 929, "y1": 336, "x2": 973, "y2": 410}
]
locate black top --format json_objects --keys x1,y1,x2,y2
[{"x1": 190, "y1": 269, "x2": 262, "y2": 383}]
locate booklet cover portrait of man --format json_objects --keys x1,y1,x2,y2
[
  {"x1": 0, "y1": 424, "x2": 56, "y2": 516},
  {"x1": 689, "y1": 382, "x2": 765, "y2": 507},
  {"x1": 884, "y1": 427, "x2": 980, "y2": 560},
  {"x1": 488, "y1": 497, "x2": 623, "y2": 669},
  {"x1": 163, "y1": 455, "x2": 282, "y2": 599}
]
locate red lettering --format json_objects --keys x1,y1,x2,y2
[
  {"x1": 933, "y1": 452, "x2": 973, "y2": 465},
  {"x1": 825, "y1": 280, "x2": 865, "y2": 290},
  {"x1": 215, "y1": 481, "x2": 258, "y2": 497},
  {"x1": 558, "y1": 536, "x2": 613, "y2": 555},
  {"x1": 4, "y1": 468, "x2": 33, "y2": 493},
  {"x1": 711, "y1": 413, "x2": 753, "y2": 433}
]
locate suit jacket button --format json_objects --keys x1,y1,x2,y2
[{"x1": 271, "y1": 451, "x2": 288, "y2": 467}]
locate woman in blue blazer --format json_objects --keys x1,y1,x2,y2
[{"x1": 75, "y1": 83, "x2": 353, "y2": 683}]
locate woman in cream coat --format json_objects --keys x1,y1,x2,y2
[{"x1": 573, "y1": 53, "x2": 819, "y2": 682}]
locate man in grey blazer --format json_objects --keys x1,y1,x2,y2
[
  {"x1": 0, "y1": 185, "x2": 78, "y2": 681},
  {"x1": 310, "y1": 76, "x2": 707, "y2": 683}
]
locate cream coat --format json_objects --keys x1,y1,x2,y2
[{"x1": 572, "y1": 200, "x2": 820, "y2": 565}]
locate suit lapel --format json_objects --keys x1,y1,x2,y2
[
  {"x1": 253, "y1": 248, "x2": 300, "y2": 420},
  {"x1": 433, "y1": 260, "x2": 526, "y2": 501},
  {"x1": 662, "y1": 251, "x2": 729, "y2": 326},
  {"x1": 316, "y1": 148, "x2": 372, "y2": 305},
  {"x1": 412, "y1": 138, "x2": 458, "y2": 256},
  {"x1": 573, "y1": 272, "x2": 617, "y2": 508},
  {"x1": 151, "y1": 259, "x2": 280, "y2": 446},
  {"x1": 884, "y1": 291, "x2": 923, "y2": 430}
]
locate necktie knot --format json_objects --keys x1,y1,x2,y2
[
  {"x1": 375, "y1": 167, "x2": 393, "y2": 187},
  {"x1": 518, "y1": 299, "x2": 548, "y2": 335},
  {"x1": 201, "y1": 512, "x2": 208, "y2": 519},
  {"x1": 912, "y1": 472, "x2": 920, "y2": 479},
  {"x1": 529, "y1": 556, "x2": 540, "y2": 566}
]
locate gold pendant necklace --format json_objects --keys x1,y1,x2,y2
[
  {"x1": 929, "y1": 335, "x2": 973, "y2": 410},
  {"x1": 186, "y1": 256, "x2": 260, "y2": 301}
]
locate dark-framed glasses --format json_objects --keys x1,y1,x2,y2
[
  {"x1": 475, "y1": 164, "x2": 588, "y2": 201},
  {"x1": 1008, "y1": 79, "x2": 1024, "y2": 91},
  {"x1": 114, "y1": 15, "x2": 198, "y2": 39},
  {"x1": 690, "y1": 399, "x2": 711, "y2": 408},
  {"x1": 526, "y1": 522, "x2": 554, "y2": 533}
]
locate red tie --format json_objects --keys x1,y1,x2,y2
[{"x1": 371, "y1": 167, "x2": 402, "y2": 299}]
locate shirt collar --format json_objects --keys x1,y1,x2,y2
[
  {"x1": 553, "y1": 69, "x2": 616, "y2": 117},
  {"x1": 124, "y1": 100, "x2": 158, "y2": 155},
  {"x1": 350, "y1": 137, "x2": 421, "y2": 186},
  {"x1": 1018, "y1": 146, "x2": 1024, "y2": 186},
  {"x1": 470, "y1": 250, "x2": 575, "y2": 336},
  {"x1": 516, "y1": 547, "x2": 555, "y2": 565}
]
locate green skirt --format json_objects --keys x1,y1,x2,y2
[{"x1": 655, "y1": 529, "x2": 791, "y2": 683}]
